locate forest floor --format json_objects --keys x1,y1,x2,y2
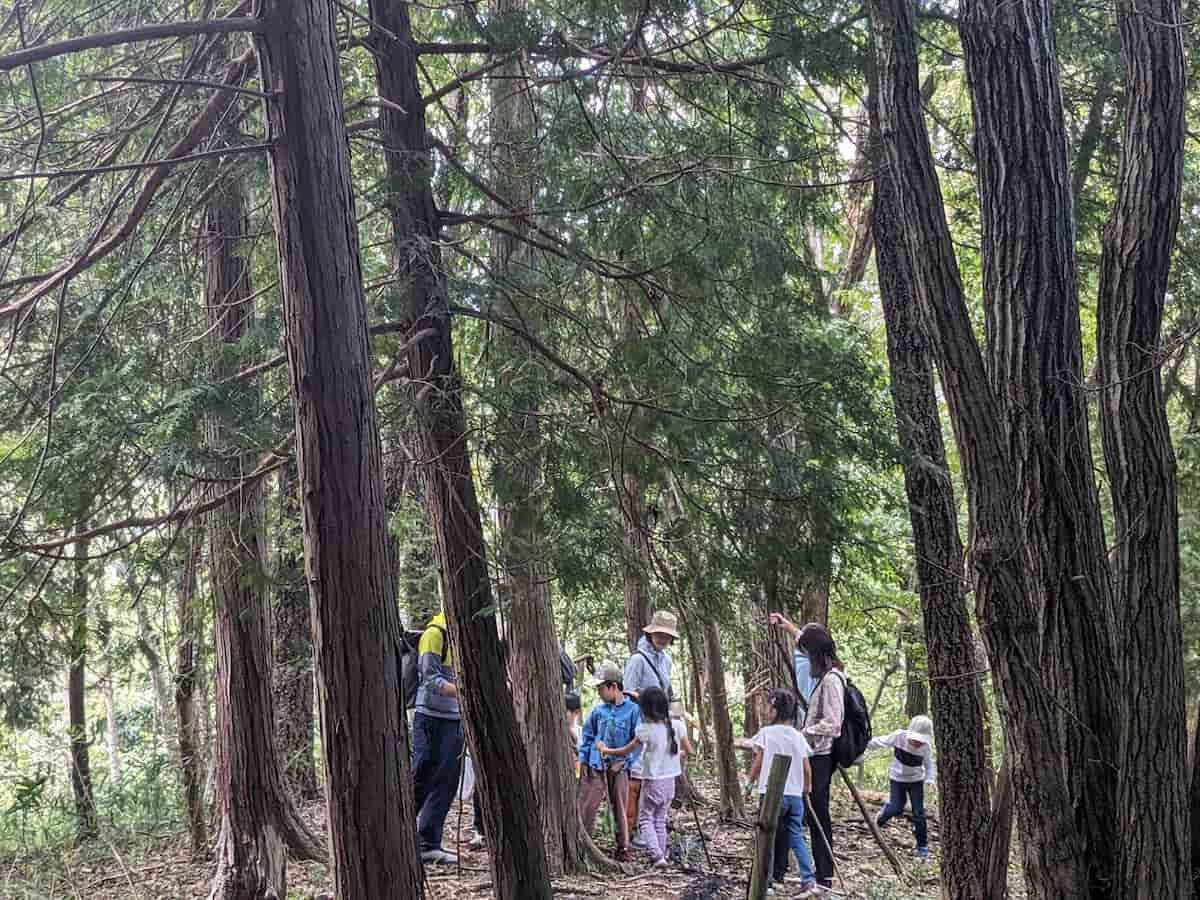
[{"x1": 1, "y1": 780, "x2": 1024, "y2": 899}]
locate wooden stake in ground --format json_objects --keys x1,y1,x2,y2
[{"x1": 747, "y1": 755, "x2": 791, "y2": 900}]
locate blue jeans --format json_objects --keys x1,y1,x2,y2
[
  {"x1": 412, "y1": 712, "x2": 464, "y2": 851},
  {"x1": 877, "y1": 779, "x2": 927, "y2": 848},
  {"x1": 771, "y1": 794, "x2": 816, "y2": 884}
]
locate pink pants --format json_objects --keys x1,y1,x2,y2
[{"x1": 637, "y1": 776, "x2": 676, "y2": 861}]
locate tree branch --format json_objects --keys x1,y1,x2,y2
[{"x1": 0, "y1": 19, "x2": 262, "y2": 72}]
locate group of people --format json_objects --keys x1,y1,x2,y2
[
  {"x1": 407, "y1": 606, "x2": 937, "y2": 890},
  {"x1": 748, "y1": 613, "x2": 935, "y2": 894}
]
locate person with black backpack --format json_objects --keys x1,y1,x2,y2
[{"x1": 794, "y1": 622, "x2": 845, "y2": 890}]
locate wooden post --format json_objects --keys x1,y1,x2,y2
[
  {"x1": 747, "y1": 755, "x2": 791, "y2": 900},
  {"x1": 839, "y1": 767, "x2": 905, "y2": 878}
]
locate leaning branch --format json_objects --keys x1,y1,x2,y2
[
  {"x1": 0, "y1": 48, "x2": 254, "y2": 324},
  {"x1": 0, "y1": 19, "x2": 262, "y2": 72}
]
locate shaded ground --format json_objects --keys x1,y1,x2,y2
[{"x1": 2, "y1": 781, "x2": 1021, "y2": 899}]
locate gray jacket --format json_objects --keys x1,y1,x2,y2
[
  {"x1": 414, "y1": 616, "x2": 460, "y2": 720},
  {"x1": 623, "y1": 635, "x2": 672, "y2": 699}
]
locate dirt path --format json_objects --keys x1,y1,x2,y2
[{"x1": 5, "y1": 784, "x2": 1009, "y2": 899}]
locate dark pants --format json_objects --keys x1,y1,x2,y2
[
  {"x1": 805, "y1": 753, "x2": 835, "y2": 886},
  {"x1": 473, "y1": 790, "x2": 486, "y2": 837},
  {"x1": 412, "y1": 712, "x2": 464, "y2": 852},
  {"x1": 878, "y1": 778, "x2": 927, "y2": 848}
]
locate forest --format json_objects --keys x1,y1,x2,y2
[{"x1": 0, "y1": 0, "x2": 1197, "y2": 898}]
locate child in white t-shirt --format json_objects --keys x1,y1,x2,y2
[
  {"x1": 748, "y1": 689, "x2": 819, "y2": 897},
  {"x1": 598, "y1": 686, "x2": 691, "y2": 866}
]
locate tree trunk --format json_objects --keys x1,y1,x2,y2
[
  {"x1": 364, "y1": 3, "x2": 553, "y2": 897},
  {"x1": 204, "y1": 173, "x2": 323, "y2": 900},
  {"x1": 622, "y1": 468, "x2": 653, "y2": 652},
  {"x1": 870, "y1": 0, "x2": 1092, "y2": 894},
  {"x1": 870, "y1": 83, "x2": 992, "y2": 894},
  {"x1": 97, "y1": 603, "x2": 121, "y2": 783},
  {"x1": 958, "y1": 3, "x2": 1120, "y2": 891},
  {"x1": 1095, "y1": 0, "x2": 1189, "y2": 892},
  {"x1": 703, "y1": 621, "x2": 744, "y2": 820},
  {"x1": 67, "y1": 535, "x2": 96, "y2": 841},
  {"x1": 253, "y1": 4, "x2": 425, "y2": 896},
  {"x1": 134, "y1": 597, "x2": 172, "y2": 735},
  {"x1": 176, "y1": 521, "x2": 208, "y2": 854},
  {"x1": 1191, "y1": 696, "x2": 1200, "y2": 894},
  {"x1": 484, "y1": 0, "x2": 588, "y2": 873},
  {"x1": 273, "y1": 465, "x2": 319, "y2": 801}
]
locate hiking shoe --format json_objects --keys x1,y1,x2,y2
[
  {"x1": 468, "y1": 832, "x2": 486, "y2": 850},
  {"x1": 652, "y1": 857, "x2": 669, "y2": 869},
  {"x1": 630, "y1": 836, "x2": 651, "y2": 851},
  {"x1": 420, "y1": 847, "x2": 459, "y2": 865},
  {"x1": 917, "y1": 846, "x2": 931, "y2": 863},
  {"x1": 797, "y1": 884, "x2": 822, "y2": 898}
]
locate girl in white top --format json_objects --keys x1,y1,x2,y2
[
  {"x1": 598, "y1": 687, "x2": 691, "y2": 866},
  {"x1": 864, "y1": 715, "x2": 936, "y2": 859}
]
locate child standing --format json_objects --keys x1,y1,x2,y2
[
  {"x1": 864, "y1": 715, "x2": 936, "y2": 860},
  {"x1": 598, "y1": 687, "x2": 692, "y2": 868},
  {"x1": 748, "y1": 690, "x2": 819, "y2": 898},
  {"x1": 566, "y1": 692, "x2": 583, "y2": 778},
  {"x1": 577, "y1": 661, "x2": 641, "y2": 861}
]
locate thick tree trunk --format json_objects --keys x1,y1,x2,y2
[
  {"x1": 273, "y1": 466, "x2": 319, "y2": 801},
  {"x1": 364, "y1": 4, "x2": 553, "y2": 897},
  {"x1": 204, "y1": 176, "x2": 323, "y2": 900},
  {"x1": 703, "y1": 621, "x2": 744, "y2": 820},
  {"x1": 176, "y1": 522, "x2": 207, "y2": 854},
  {"x1": 1191, "y1": 697, "x2": 1200, "y2": 894},
  {"x1": 253, "y1": 4, "x2": 424, "y2": 896},
  {"x1": 957, "y1": 4, "x2": 1120, "y2": 892},
  {"x1": 1095, "y1": 0, "x2": 1189, "y2": 892},
  {"x1": 870, "y1": 0, "x2": 1092, "y2": 894},
  {"x1": 68, "y1": 535, "x2": 96, "y2": 841},
  {"x1": 871, "y1": 94, "x2": 992, "y2": 896}
]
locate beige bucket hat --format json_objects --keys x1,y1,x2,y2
[{"x1": 643, "y1": 610, "x2": 680, "y2": 639}]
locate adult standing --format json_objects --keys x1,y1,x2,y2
[
  {"x1": 411, "y1": 610, "x2": 462, "y2": 865},
  {"x1": 621, "y1": 610, "x2": 677, "y2": 842},
  {"x1": 771, "y1": 615, "x2": 844, "y2": 890}
]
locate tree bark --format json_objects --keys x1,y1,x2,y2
[
  {"x1": 364, "y1": 3, "x2": 553, "y2": 896},
  {"x1": 1191, "y1": 697, "x2": 1200, "y2": 894},
  {"x1": 273, "y1": 465, "x2": 319, "y2": 801},
  {"x1": 484, "y1": 0, "x2": 588, "y2": 873},
  {"x1": 253, "y1": 3, "x2": 424, "y2": 896},
  {"x1": 204, "y1": 174, "x2": 323, "y2": 900},
  {"x1": 1095, "y1": 0, "x2": 1189, "y2": 892},
  {"x1": 870, "y1": 84, "x2": 993, "y2": 895},
  {"x1": 870, "y1": 0, "x2": 1092, "y2": 894},
  {"x1": 957, "y1": 3, "x2": 1120, "y2": 891},
  {"x1": 134, "y1": 597, "x2": 172, "y2": 735},
  {"x1": 703, "y1": 621, "x2": 744, "y2": 820},
  {"x1": 621, "y1": 468, "x2": 653, "y2": 652},
  {"x1": 176, "y1": 521, "x2": 208, "y2": 854},
  {"x1": 67, "y1": 535, "x2": 96, "y2": 841}
]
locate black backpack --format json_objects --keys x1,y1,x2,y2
[
  {"x1": 401, "y1": 625, "x2": 445, "y2": 710},
  {"x1": 810, "y1": 670, "x2": 872, "y2": 770},
  {"x1": 560, "y1": 649, "x2": 577, "y2": 692}
]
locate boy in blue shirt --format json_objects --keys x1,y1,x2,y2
[{"x1": 577, "y1": 661, "x2": 641, "y2": 861}]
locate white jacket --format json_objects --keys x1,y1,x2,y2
[{"x1": 867, "y1": 729, "x2": 936, "y2": 784}]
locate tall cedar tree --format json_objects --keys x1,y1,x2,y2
[
  {"x1": 204, "y1": 177, "x2": 322, "y2": 900},
  {"x1": 872, "y1": 0, "x2": 1190, "y2": 894},
  {"x1": 365, "y1": 3, "x2": 554, "y2": 897},
  {"x1": 869, "y1": 72, "x2": 993, "y2": 897},
  {"x1": 252, "y1": 1, "x2": 426, "y2": 896},
  {"x1": 486, "y1": 0, "x2": 592, "y2": 874},
  {"x1": 870, "y1": 0, "x2": 1092, "y2": 892}
]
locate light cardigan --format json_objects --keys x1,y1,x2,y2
[{"x1": 802, "y1": 669, "x2": 846, "y2": 756}]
